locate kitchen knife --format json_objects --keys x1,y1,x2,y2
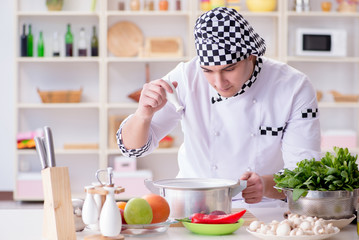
[
  {"x1": 44, "y1": 126, "x2": 56, "y2": 167},
  {"x1": 34, "y1": 136, "x2": 48, "y2": 169}
]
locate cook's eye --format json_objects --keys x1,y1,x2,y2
[
  {"x1": 202, "y1": 69, "x2": 211, "y2": 73},
  {"x1": 224, "y1": 67, "x2": 235, "y2": 72}
]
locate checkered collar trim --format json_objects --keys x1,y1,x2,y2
[
  {"x1": 194, "y1": 7, "x2": 266, "y2": 66},
  {"x1": 211, "y1": 57, "x2": 263, "y2": 104}
]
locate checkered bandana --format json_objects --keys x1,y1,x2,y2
[
  {"x1": 194, "y1": 7, "x2": 266, "y2": 66},
  {"x1": 211, "y1": 57, "x2": 263, "y2": 104}
]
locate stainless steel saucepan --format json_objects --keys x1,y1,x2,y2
[{"x1": 145, "y1": 178, "x2": 247, "y2": 219}]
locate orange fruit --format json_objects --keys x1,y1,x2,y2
[
  {"x1": 142, "y1": 194, "x2": 170, "y2": 223},
  {"x1": 116, "y1": 201, "x2": 127, "y2": 210}
]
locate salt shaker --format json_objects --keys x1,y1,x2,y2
[
  {"x1": 165, "y1": 77, "x2": 184, "y2": 112},
  {"x1": 99, "y1": 186, "x2": 122, "y2": 237},
  {"x1": 82, "y1": 186, "x2": 99, "y2": 225}
]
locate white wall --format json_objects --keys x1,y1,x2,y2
[{"x1": 0, "y1": 0, "x2": 15, "y2": 191}]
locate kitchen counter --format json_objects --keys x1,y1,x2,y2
[{"x1": 1, "y1": 207, "x2": 357, "y2": 239}]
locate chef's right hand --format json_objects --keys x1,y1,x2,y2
[{"x1": 136, "y1": 79, "x2": 177, "y2": 119}]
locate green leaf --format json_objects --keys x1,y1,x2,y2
[{"x1": 292, "y1": 189, "x2": 308, "y2": 201}]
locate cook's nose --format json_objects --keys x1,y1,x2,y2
[{"x1": 213, "y1": 73, "x2": 226, "y2": 88}]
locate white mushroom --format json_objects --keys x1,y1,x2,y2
[
  {"x1": 292, "y1": 217, "x2": 302, "y2": 227},
  {"x1": 249, "y1": 220, "x2": 263, "y2": 231},
  {"x1": 290, "y1": 228, "x2": 298, "y2": 236},
  {"x1": 299, "y1": 220, "x2": 312, "y2": 231},
  {"x1": 324, "y1": 223, "x2": 337, "y2": 234},
  {"x1": 313, "y1": 225, "x2": 324, "y2": 235},
  {"x1": 295, "y1": 228, "x2": 304, "y2": 236},
  {"x1": 276, "y1": 223, "x2": 291, "y2": 236},
  {"x1": 259, "y1": 224, "x2": 271, "y2": 234},
  {"x1": 305, "y1": 216, "x2": 315, "y2": 226}
]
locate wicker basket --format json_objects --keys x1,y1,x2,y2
[
  {"x1": 330, "y1": 90, "x2": 359, "y2": 102},
  {"x1": 37, "y1": 88, "x2": 83, "y2": 103}
]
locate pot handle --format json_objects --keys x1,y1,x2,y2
[
  {"x1": 144, "y1": 179, "x2": 160, "y2": 195},
  {"x1": 231, "y1": 180, "x2": 247, "y2": 197}
]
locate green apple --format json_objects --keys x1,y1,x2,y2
[{"x1": 124, "y1": 197, "x2": 153, "y2": 224}]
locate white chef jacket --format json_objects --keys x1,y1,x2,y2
[{"x1": 118, "y1": 57, "x2": 321, "y2": 181}]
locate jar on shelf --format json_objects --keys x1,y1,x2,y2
[
  {"x1": 211, "y1": 0, "x2": 226, "y2": 9},
  {"x1": 46, "y1": 0, "x2": 63, "y2": 11},
  {"x1": 246, "y1": 0, "x2": 276, "y2": 12},
  {"x1": 130, "y1": 0, "x2": 140, "y2": 11},
  {"x1": 200, "y1": 0, "x2": 211, "y2": 11},
  {"x1": 159, "y1": 0, "x2": 169, "y2": 11},
  {"x1": 144, "y1": 0, "x2": 154, "y2": 10}
]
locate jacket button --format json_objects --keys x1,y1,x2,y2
[
  {"x1": 212, "y1": 165, "x2": 218, "y2": 170},
  {"x1": 250, "y1": 133, "x2": 255, "y2": 137},
  {"x1": 214, "y1": 131, "x2": 220, "y2": 136},
  {"x1": 252, "y1": 99, "x2": 257, "y2": 104}
]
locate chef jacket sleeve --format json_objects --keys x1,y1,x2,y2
[{"x1": 281, "y1": 75, "x2": 321, "y2": 170}]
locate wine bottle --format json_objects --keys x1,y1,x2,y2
[
  {"x1": 91, "y1": 26, "x2": 98, "y2": 57},
  {"x1": 78, "y1": 28, "x2": 87, "y2": 57},
  {"x1": 65, "y1": 24, "x2": 73, "y2": 57},
  {"x1": 20, "y1": 24, "x2": 27, "y2": 57},
  {"x1": 52, "y1": 32, "x2": 60, "y2": 57},
  {"x1": 37, "y1": 31, "x2": 44, "y2": 57},
  {"x1": 27, "y1": 24, "x2": 33, "y2": 57}
]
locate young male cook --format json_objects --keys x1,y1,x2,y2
[{"x1": 117, "y1": 7, "x2": 321, "y2": 205}]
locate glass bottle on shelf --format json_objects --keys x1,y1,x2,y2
[
  {"x1": 176, "y1": 0, "x2": 181, "y2": 11},
  {"x1": 159, "y1": 0, "x2": 169, "y2": 10},
  {"x1": 20, "y1": 24, "x2": 27, "y2": 57},
  {"x1": 118, "y1": 0, "x2": 125, "y2": 10},
  {"x1": 37, "y1": 31, "x2": 44, "y2": 57},
  {"x1": 78, "y1": 28, "x2": 87, "y2": 57},
  {"x1": 27, "y1": 24, "x2": 33, "y2": 57},
  {"x1": 91, "y1": 26, "x2": 98, "y2": 57},
  {"x1": 52, "y1": 32, "x2": 60, "y2": 57},
  {"x1": 65, "y1": 24, "x2": 73, "y2": 57},
  {"x1": 130, "y1": 0, "x2": 140, "y2": 10}
]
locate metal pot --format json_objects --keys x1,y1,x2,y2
[
  {"x1": 145, "y1": 178, "x2": 247, "y2": 219},
  {"x1": 283, "y1": 188, "x2": 359, "y2": 220}
]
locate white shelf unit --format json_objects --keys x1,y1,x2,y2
[
  {"x1": 283, "y1": 0, "x2": 359, "y2": 154},
  {"x1": 14, "y1": 0, "x2": 359, "y2": 201}
]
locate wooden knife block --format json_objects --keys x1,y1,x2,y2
[{"x1": 41, "y1": 167, "x2": 76, "y2": 240}]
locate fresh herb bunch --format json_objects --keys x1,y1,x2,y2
[{"x1": 274, "y1": 147, "x2": 359, "y2": 200}]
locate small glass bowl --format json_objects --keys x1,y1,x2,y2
[{"x1": 121, "y1": 220, "x2": 175, "y2": 237}]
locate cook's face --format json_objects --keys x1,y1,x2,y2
[{"x1": 201, "y1": 56, "x2": 254, "y2": 98}]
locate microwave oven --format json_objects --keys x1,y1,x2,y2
[{"x1": 296, "y1": 28, "x2": 347, "y2": 57}]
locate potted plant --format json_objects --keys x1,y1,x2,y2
[{"x1": 46, "y1": 0, "x2": 63, "y2": 11}]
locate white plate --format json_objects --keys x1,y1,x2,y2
[
  {"x1": 323, "y1": 214, "x2": 356, "y2": 229},
  {"x1": 246, "y1": 227, "x2": 340, "y2": 240},
  {"x1": 121, "y1": 220, "x2": 174, "y2": 237}
]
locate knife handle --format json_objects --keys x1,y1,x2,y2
[
  {"x1": 34, "y1": 136, "x2": 48, "y2": 169},
  {"x1": 44, "y1": 126, "x2": 56, "y2": 167}
]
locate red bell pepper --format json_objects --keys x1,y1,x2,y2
[{"x1": 191, "y1": 210, "x2": 246, "y2": 224}]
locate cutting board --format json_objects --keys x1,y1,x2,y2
[
  {"x1": 143, "y1": 37, "x2": 183, "y2": 57},
  {"x1": 170, "y1": 208, "x2": 257, "y2": 227},
  {"x1": 107, "y1": 21, "x2": 144, "y2": 57}
]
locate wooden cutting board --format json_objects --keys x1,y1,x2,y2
[
  {"x1": 170, "y1": 208, "x2": 257, "y2": 227},
  {"x1": 107, "y1": 21, "x2": 144, "y2": 57}
]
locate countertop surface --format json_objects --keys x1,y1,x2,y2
[{"x1": 1, "y1": 206, "x2": 358, "y2": 239}]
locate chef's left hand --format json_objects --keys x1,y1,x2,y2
[{"x1": 240, "y1": 171, "x2": 263, "y2": 204}]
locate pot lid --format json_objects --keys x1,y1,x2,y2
[{"x1": 152, "y1": 178, "x2": 239, "y2": 190}]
